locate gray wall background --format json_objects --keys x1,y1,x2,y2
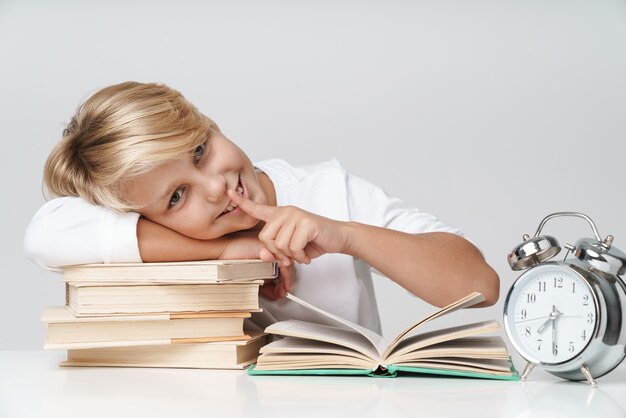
[{"x1": 1, "y1": 0, "x2": 625, "y2": 364}]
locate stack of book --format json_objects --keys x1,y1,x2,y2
[{"x1": 41, "y1": 259, "x2": 277, "y2": 369}]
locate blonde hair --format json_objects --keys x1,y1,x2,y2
[{"x1": 44, "y1": 82, "x2": 218, "y2": 211}]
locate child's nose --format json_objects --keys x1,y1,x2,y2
[{"x1": 200, "y1": 173, "x2": 227, "y2": 203}]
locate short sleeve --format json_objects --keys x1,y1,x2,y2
[
  {"x1": 24, "y1": 196, "x2": 142, "y2": 271},
  {"x1": 346, "y1": 173, "x2": 464, "y2": 236}
]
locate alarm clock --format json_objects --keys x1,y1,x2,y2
[{"x1": 503, "y1": 212, "x2": 626, "y2": 387}]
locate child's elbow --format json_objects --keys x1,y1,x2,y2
[
  {"x1": 24, "y1": 218, "x2": 58, "y2": 269},
  {"x1": 477, "y1": 266, "x2": 500, "y2": 307},
  {"x1": 24, "y1": 220, "x2": 45, "y2": 263}
]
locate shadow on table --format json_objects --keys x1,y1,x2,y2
[{"x1": 42, "y1": 364, "x2": 625, "y2": 418}]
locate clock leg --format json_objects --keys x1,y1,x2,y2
[
  {"x1": 580, "y1": 364, "x2": 598, "y2": 388},
  {"x1": 520, "y1": 362, "x2": 535, "y2": 381}
]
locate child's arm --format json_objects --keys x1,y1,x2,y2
[
  {"x1": 138, "y1": 218, "x2": 292, "y2": 300},
  {"x1": 137, "y1": 217, "x2": 230, "y2": 262},
  {"x1": 24, "y1": 197, "x2": 142, "y2": 269},
  {"x1": 228, "y1": 190, "x2": 499, "y2": 307},
  {"x1": 24, "y1": 196, "x2": 263, "y2": 267},
  {"x1": 24, "y1": 196, "x2": 290, "y2": 299},
  {"x1": 342, "y1": 225, "x2": 499, "y2": 307}
]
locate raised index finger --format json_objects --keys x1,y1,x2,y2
[{"x1": 228, "y1": 189, "x2": 276, "y2": 221}]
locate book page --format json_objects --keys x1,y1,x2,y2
[
  {"x1": 265, "y1": 319, "x2": 380, "y2": 360},
  {"x1": 399, "y1": 357, "x2": 512, "y2": 371},
  {"x1": 393, "y1": 337, "x2": 510, "y2": 361},
  {"x1": 381, "y1": 292, "x2": 485, "y2": 359},
  {"x1": 255, "y1": 353, "x2": 374, "y2": 370},
  {"x1": 286, "y1": 293, "x2": 385, "y2": 355},
  {"x1": 386, "y1": 320, "x2": 500, "y2": 359},
  {"x1": 393, "y1": 359, "x2": 513, "y2": 375},
  {"x1": 261, "y1": 337, "x2": 374, "y2": 362}
]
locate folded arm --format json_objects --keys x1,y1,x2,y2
[
  {"x1": 24, "y1": 196, "x2": 289, "y2": 299},
  {"x1": 24, "y1": 196, "x2": 249, "y2": 268}
]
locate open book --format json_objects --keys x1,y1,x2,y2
[{"x1": 249, "y1": 292, "x2": 518, "y2": 380}]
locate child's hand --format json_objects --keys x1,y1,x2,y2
[
  {"x1": 228, "y1": 190, "x2": 351, "y2": 266},
  {"x1": 217, "y1": 229, "x2": 293, "y2": 299},
  {"x1": 260, "y1": 263, "x2": 294, "y2": 300}
]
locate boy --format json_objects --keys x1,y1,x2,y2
[{"x1": 25, "y1": 82, "x2": 499, "y2": 333}]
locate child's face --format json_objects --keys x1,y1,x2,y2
[{"x1": 122, "y1": 129, "x2": 269, "y2": 240}]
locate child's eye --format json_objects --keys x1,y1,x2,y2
[
  {"x1": 169, "y1": 187, "x2": 185, "y2": 206},
  {"x1": 193, "y1": 143, "x2": 206, "y2": 165}
]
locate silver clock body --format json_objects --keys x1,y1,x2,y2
[{"x1": 504, "y1": 259, "x2": 626, "y2": 381}]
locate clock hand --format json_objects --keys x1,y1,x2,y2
[
  {"x1": 538, "y1": 305, "x2": 564, "y2": 334},
  {"x1": 550, "y1": 305, "x2": 563, "y2": 356},
  {"x1": 552, "y1": 313, "x2": 558, "y2": 356},
  {"x1": 515, "y1": 315, "x2": 551, "y2": 324},
  {"x1": 537, "y1": 317, "x2": 553, "y2": 334}
]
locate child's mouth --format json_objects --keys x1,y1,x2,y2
[{"x1": 218, "y1": 176, "x2": 245, "y2": 217}]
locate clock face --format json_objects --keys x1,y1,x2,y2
[{"x1": 504, "y1": 264, "x2": 598, "y2": 365}]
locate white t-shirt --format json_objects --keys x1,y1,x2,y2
[{"x1": 24, "y1": 159, "x2": 463, "y2": 333}]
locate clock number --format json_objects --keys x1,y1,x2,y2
[
  {"x1": 553, "y1": 277, "x2": 563, "y2": 288},
  {"x1": 520, "y1": 309, "x2": 527, "y2": 320},
  {"x1": 537, "y1": 339, "x2": 542, "y2": 351},
  {"x1": 572, "y1": 282, "x2": 576, "y2": 293},
  {"x1": 525, "y1": 326, "x2": 531, "y2": 337},
  {"x1": 569, "y1": 342, "x2": 575, "y2": 353},
  {"x1": 538, "y1": 281, "x2": 546, "y2": 292},
  {"x1": 581, "y1": 330, "x2": 587, "y2": 342},
  {"x1": 526, "y1": 293, "x2": 536, "y2": 304},
  {"x1": 587, "y1": 312, "x2": 594, "y2": 324},
  {"x1": 582, "y1": 294, "x2": 589, "y2": 306}
]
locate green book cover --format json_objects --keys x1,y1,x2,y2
[
  {"x1": 248, "y1": 362, "x2": 519, "y2": 380},
  {"x1": 248, "y1": 293, "x2": 519, "y2": 381}
]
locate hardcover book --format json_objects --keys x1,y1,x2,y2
[
  {"x1": 249, "y1": 292, "x2": 519, "y2": 380},
  {"x1": 61, "y1": 332, "x2": 268, "y2": 369},
  {"x1": 42, "y1": 306, "x2": 251, "y2": 349},
  {"x1": 66, "y1": 281, "x2": 263, "y2": 316},
  {"x1": 63, "y1": 259, "x2": 277, "y2": 284}
]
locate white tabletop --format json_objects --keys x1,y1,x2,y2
[{"x1": 1, "y1": 351, "x2": 625, "y2": 418}]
